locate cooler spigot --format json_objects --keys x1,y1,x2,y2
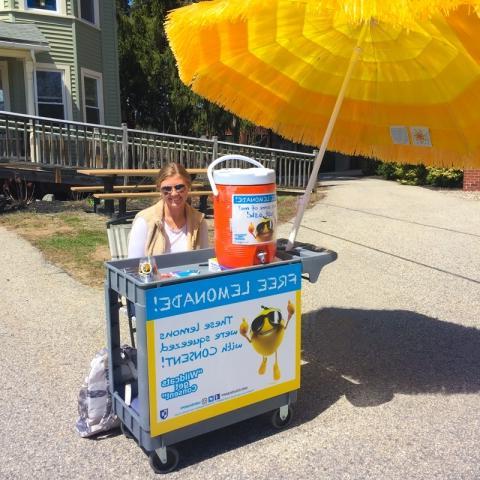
[{"x1": 256, "y1": 250, "x2": 267, "y2": 264}]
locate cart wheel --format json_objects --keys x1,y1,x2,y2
[
  {"x1": 271, "y1": 406, "x2": 293, "y2": 429},
  {"x1": 149, "y1": 447, "x2": 180, "y2": 474},
  {"x1": 120, "y1": 422, "x2": 134, "y2": 440}
]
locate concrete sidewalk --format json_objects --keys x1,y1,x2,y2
[{"x1": 1, "y1": 177, "x2": 480, "y2": 479}]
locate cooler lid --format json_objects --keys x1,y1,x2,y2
[{"x1": 213, "y1": 168, "x2": 276, "y2": 185}]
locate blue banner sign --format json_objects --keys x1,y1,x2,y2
[
  {"x1": 145, "y1": 261, "x2": 302, "y2": 436},
  {"x1": 146, "y1": 262, "x2": 301, "y2": 320}
]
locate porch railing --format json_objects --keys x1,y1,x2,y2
[{"x1": 0, "y1": 111, "x2": 316, "y2": 188}]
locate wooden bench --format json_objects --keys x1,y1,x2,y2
[
  {"x1": 71, "y1": 182, "x2": 205, "y2": 193},
  {"x1": 76, "y1": 168, "x2": 209, "y2": 216},
  {"x1": 77, "y1": 168, "x2": 207, "y2": 176},
  {"x1": 93, "y1": 191, "x2": 211, "y2": 200},
  {"x1": 71, "y1": 185, "x2": 155, "y2": 193},
  {"x1": 92, "y1": 190, "x2": 212, "y2": 216}
]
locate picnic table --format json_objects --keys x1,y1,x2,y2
[{"x1": 76, "y1": 168, "x2": 209, "y2": 216}]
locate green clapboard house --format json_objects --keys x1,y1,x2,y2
[{"x1": 0, "y1": 0, "x2": 121, "y2": 126}]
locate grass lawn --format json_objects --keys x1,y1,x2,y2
[{"x1": 0, "y1": 191, "x2": 323, "y2": 288}]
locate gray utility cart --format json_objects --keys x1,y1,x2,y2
[{"x1": 105, "y1": 239, "x2": 336, "y2": 473}]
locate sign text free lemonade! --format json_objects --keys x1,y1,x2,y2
[{"x1": 146, "y1": 263, "x2": 301, "y2": 320}]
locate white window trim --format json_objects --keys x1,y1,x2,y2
[
  {"x1": 35, "y1": 63, "x2": 72, "y2": 121},
  {"x1": 23, "y1": 0, "x2": 66, "y2": 15},
  {"x1": 81, "y1": 67, "x2": 104, "y2": 125},
  {"x1": 77, "y1": 0, "x2": 100, "y2": 28},
  {"x1": 0, "y1": 61, "x2": 11, "y2": 111}
]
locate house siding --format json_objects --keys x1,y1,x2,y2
[
  {"x1": 75, "y1": 21, "x2": 101, "y2": 122},
  {"x1": 75, "y1": 22, "x2": 102, "y2": 72},
  {"x1": 75, "y1": 1, "x2": 121, "y2": 125},
  {"x1": 0, "y1": 0, "x2": 121, "y2": 125},
  {"x1": 100, "y1": 0, "x2": 121, "y2": 125},
  {"x1": 14, "y1": 12, "x2": 78, "y2": 119},
  {"x1": 28, "y1": 19, "x2": 75, "y2": 66}
]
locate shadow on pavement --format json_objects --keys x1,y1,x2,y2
[
  {"x1": 301, "y1": 308, "x2": 480, "y2": 408},
  {"x1": 153, "y1": 307, "x2": 480, "y2": 470}
]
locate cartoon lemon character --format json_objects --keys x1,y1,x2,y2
[
  {"x1": 240, "y1": 300, "x2": 295, "y2": 380},
  {"x1": 248, "y1": 218, "x2": 274, "y2": 242}
]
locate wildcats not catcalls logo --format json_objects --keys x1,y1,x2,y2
[{"x1": 160, "y1": 409, "x2": 169, "y2": 420}]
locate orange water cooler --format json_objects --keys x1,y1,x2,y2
[{"x1": 207, "y1": 155, "x2": 277, "y2": 268}]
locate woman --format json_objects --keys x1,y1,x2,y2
[{"x1": 128, "y1": 162, "x2": 209, "y2": 258}]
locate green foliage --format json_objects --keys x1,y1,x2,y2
[
  {"x1": 375, "y1": 161, "x2": 462, "y2": 188},
  {"x1": 376, "y1": 161, "x2": 398, "y2": 180},
  {"x1": 115, "y1": 0, "x2": 241, "y2": 138},
  {"x1": 426, "y1": 167, "x2": 463, "y2": 188},
  {"x1": 394, "y1": 164, "x2": 428, "y2": 185}
]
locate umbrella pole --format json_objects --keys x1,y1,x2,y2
[{"x1": 286, "y1": 23, "x2": 368, "y2": 251}]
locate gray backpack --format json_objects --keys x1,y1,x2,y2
[{"x1": 76, "y1": 346, "x2": 137, "y2": 438}]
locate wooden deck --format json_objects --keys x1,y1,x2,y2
[{"x1": 0, "y1": 162, "x2": 102, "y2": 187}]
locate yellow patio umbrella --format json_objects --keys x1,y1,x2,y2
[{"x1": 166, "y1": 0, "x2": 480, "y2": 248}]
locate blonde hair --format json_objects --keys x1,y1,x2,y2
[{"x1": 155, "y1": 163, "x2": 192, "y2": 190}]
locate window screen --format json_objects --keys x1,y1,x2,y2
[
  {"x1": 84, "y1": 76, "x2": 100, "y2": 124},
  {"x1": 36, "y1": 70, "x2": 65, "y2": 119},
  {"x1": 80, "y1": 0, "x2": 95, "y2": 24},
  {"x1": 27, "y1": 0, "x2": 57, "y2": 11}
]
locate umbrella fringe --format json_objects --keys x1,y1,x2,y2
[
  {"x1": 167, "y1": 1, "x2": 480, "y2": 29},
  {"x1": 187, "y1": 77, "x2": 476, "y2": 169},
  {"x1": 327, "y1": 139, "x2": 476, "y2": 169}
]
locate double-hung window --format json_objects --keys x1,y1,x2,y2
[
  {"x1": 82, "y1": 69, "x2": 104, "y2": 124},
  {"x1": 36, "y1": 70, "x2": 65, "y2": 119},
  {"x1": 79, "y1": 0, "x2": 99, "y2": 26}
]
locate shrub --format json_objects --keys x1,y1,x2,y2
[
  {"x1": 375, "y1": 160, "x2": 462, "y2": 188},
  {"x1": 1, "y1": 175, "x2": 35, "y2": 211},
  {"x1": 376, "y1": 161, "x2": 398, "y2": 180},
  {"x1": 396, "y1": 164, "x2": 428, "y2": 185},
  {"x1": 426, "y1": 167, "x2": 463, "y2": 188}
]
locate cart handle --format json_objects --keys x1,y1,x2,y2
[{"x1": 207, "y1": 154, "x2": 265, "y2": 196}]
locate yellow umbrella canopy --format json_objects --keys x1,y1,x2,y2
[{"x1": 166, "y1": 0, "x2": 480, "y2": 169}]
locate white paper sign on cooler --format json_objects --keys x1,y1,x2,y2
[{"x1": 231, "y1": 193, "x2": 277, "y2": 245}]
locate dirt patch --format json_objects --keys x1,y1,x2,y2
[
  {"x1": 23, "y1": 225, "x2": 74, "y2": 240},
  {"x1": 92, "y1": 244, "x2": 111, "y2": 263},
  {"x1": 28, "y1": 199, "x2": 89, "y2": 214}
]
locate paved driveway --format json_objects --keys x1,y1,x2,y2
[{"x1": 1, "y1": 176, "x2": 479, "y2": 479}]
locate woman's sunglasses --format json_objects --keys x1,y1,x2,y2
[{"x1": 160, "y1": 184, "x2": 186, "y2": 194}]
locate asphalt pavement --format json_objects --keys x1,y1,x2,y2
[{"x1": 1, "y1": 176, "x2": 479, "y2": 479}]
